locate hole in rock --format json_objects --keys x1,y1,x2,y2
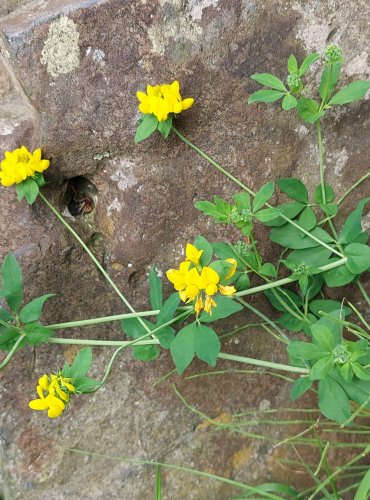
[{"x1": 65, "y1": 176, "x2": 98, "y2": 216}]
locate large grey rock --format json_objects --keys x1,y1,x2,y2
[{"x1": 0, "y1": 0, "x2": 369, "y2": 498}]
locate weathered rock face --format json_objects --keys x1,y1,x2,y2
[{"x1": 0, "y1": 0, "x2": 369, "y2": 498}]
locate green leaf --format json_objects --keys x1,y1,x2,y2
[
  {"x1": 354, "y1": 469, "x2": 370, "y2": 500},
  {"x1": 269, "y1": 225, "x2": 333, "y2": 249},
  {"x1": 259, "y1": 263, "x2": 276, "y2": 278},
  {"x1": 0, "y1": 308, "x2": 13, "y2": 322},
  {"x1": 24, "y1": 323, "x2": 54, "y2": 346},
  {"x1": 277, "y1": 178, "x2": 308, "y2": 203},
  {"x1": 212, "y1": 242, "x2": 244, "y2": 267},
  {"x1": 0, "y1": 328, "x2": 21, "y2": 351},
  {"x1": 287, "y1": 245, "x2": 332, "y2": 267},
  {"x1": 322, "y1": 202, "x2": 338, "y2": 217},
  {"x1": 1, "y1": 254, "x2": 23, "y2": 312},
  {"x1": 339, "y1": 197, "x2": 370, "y2": 244},
  {"x1": 319, "y1": 63, "x2": 341, "y2": 101},
  {"x1": 235, "y1": 273, "x2": 250, "y2": 291},
  {"x1": 195, "y1": 200, "x2": 225, "y2": 222},
  {"x1": 324, "y1": 259, "x2": 357, "y2": 287},
  {"x1": 19, "y1": 294, "x2": 55, "y2": 324},
  {"x1": 309, "y1": 300, "x2": 351, "y2": 318},
  {"x1": 194, "y1": 235, "x2": 213, "y2": 266},
  {"x1": 157, "y1": 115, "x2": 172, "y2": 138},
  {"x1": 252, "y1": 181, "x2": 275, "y2": 212},
  {"x1": 287, "y1": 341, "x2": 328, "y2": 360},
  {"x1": 299, "y1": 53, "x2": 320, "y2": 76},
  {"x1": 310, "y1": 355, "x2": 334, "y2": 380},
  {"x1": 33, "y1": 172, "x2": 47, "y2": 188},
  {"x1": 200, "y1": 295, "x2": 243, "y2": 323},
  {"x1": 297, "y1": 98, "x2": 325, "y2": 123},
  {"x1": 157, "y1": 293, "x2": 181, "y2": 326},
  {"x1": 154, "y1": 326, "x2": 175, "y2": 348},
  {"x1": 263, "y1": 201, "x2": 306, "y2": 227},
  {"x1": 329, "y1": 80, "x2": 370, "y2": 105},
  {"x1": 287, "y1": 54, "x2": 298, "y2": 74},
  {"x1": 282, "y1": 93, "x2": 297, "y2": 110},
  {"x1": 291, "y1": 377, "x2": 313, "y2": 400},
  {"x1": 265, "y1": 288, "x2": 302, "y2": 313},
  {"x1": 250, "y1": 73, "x2": 286, "y2": 91},
  {"x1": 170, "y1": 323, "x2": 196, "y2": 374},
  {"x1": 73, "y1": 376, "x2": 100, "y2": 393},
  {"x1": 351, "y1": 363, "x2": 370, "y2": 380},
  {"x1": 132, "y1": 344, "x2": 160, "y2": 361},
  {"x1": 134, "y1": 114, "x2": 159, "y2": 143},
  {"x1": 318, "y1": 377, "x2": 351, "y2": 423},
  {"x1": 234, "y1": 192, "x2": 251, "y2": 211},
  {"x1": 149, "y1": 267, "x2": 162, "y2": 310},
  {"x1": 15, "y1": 178, "x2": 39, "y2": 204},
  {"x1": 298, "y1": 207, "x2": 317, "y2": 232},
  {"x1": 70, "y1": 347, "x2": 93, "y2": 377},
  {"x1": 316, "y1": 310, "x2": 343, "y2": 345},
  {"x1": 254, "y1": 208, "x2": 281, "y2": 222},
  {"x1": 194, "y1": 324, "x2": 220, "y2": 367},
  {"x1": 248, "y1": 90, "x2": 285, "y2": 104},
  {"x1": 314, "y1": 183, "x2": 334, "y2": 204},
  {"x1": 344, "y1": 243, "x2": 370, "y2": 274},
  {"x1": 278, "y1": 313, "x2": 305, "y2": 332},
  {"x1": 311, "y1": 324, "x2": 335, "y2": 351}
]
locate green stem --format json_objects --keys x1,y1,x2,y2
[
  {"x1": 46, "y1": 310, "x2": 161, "y2": 330},
  {"x1": 337, "y1": 171, "x2": 370, "y2": 206},
  {"x1": 356, "y1": 280, "x2": 370, "y2": 307},
  {"x1": 236, "y1": 297, "x2": 289, "y2": 344},
  {"x1": 49, "y1": 338, "x2": 160, "y2": 346},
  {"x1": 236, "y1": 257, "x2": 347, "y2": 297},
  {"x1": 307, "y1": 445, "x2": 370, "y2": 499},
  {"x1": 217, "y1": 352, "x2": 308, "y2": 374},
  {"x1": 0, "y1": 334, "x2": 26, "y2": 370},
  {"x1": 172, "y1": 126, "x2": 344, "y2": 258},
  {"x1": 67, "y1": 448, "x2": 279, "y2": 498},
  {"x1": 39, "y1": 192, "x2": 152, "y2": 335},
  {"x1": 316, "y1": 121, "x2": 327, "y2": 206}
]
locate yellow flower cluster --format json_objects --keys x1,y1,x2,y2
[
  {"x1": 166, "y1": 243, "x2": 237, "y2": 315},
  {"x1": 29, "y1": 373, "x2": 75, "y2": 418},
  {"x1": 137, "y1": 80, "x2": 194, "y2": 122},
  {"x1": 0, "y1": 146, "x2": 49, "y2": 186}
]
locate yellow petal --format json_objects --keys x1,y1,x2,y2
[
  {"x1": 62, "y1": 380, "x2": 76, "y2": 392},
  {"x1": 205, "y1": 283, "x2": 218, "y2": 296},
  {"x1": 185, "y1": 243, "x2": 203, "y2": 265},
  {"x1": 194, "y1": 295, "x2": 203, "y2": 315},
  {"x1": 204, "y1": 296, "x2": 217, "y2": 314},
  {"x1": 47, "y1": 406, "x2": 64, "y2": 418},
  {"x1": 181, "y1": 98, "x2": 194, "y2": 110},
  {"x1": 29, "y1": 399, "x2": 49, "y2": 410},
  {"x1": 218, "y1": 285, "x2": 236, "y2": 296},
  {"x1": 179, "y1": 290, "x2": 188, "y2": 302},
  {"x1": 171, "y1": 80, "x2": 180, "y2": 93},
  {"x1": 173, "y1": 102, "x2": 182, "y2": 114},
  {"x1": 199, "y1": 267, "x2": 219, "y2": 289},
  {"x1": 38, "y1": 374, "x2": 49, "y2": 390},
  {"x1": 224, "y1": 258, "x2": 237, "y2": 280},
  {"x1": 185, "y1": 267, "x2": 202, "y2": 288},
  {"x1": 184, "y1": 284, "x2": 200, "y2": 300}
]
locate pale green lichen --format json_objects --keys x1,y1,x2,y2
[{"x1": 41, "y1": 16, "x2": 80, "y2": 78}]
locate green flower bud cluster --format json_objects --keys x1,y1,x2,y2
[
  {"x1": 234, "y1": 240, "x2": 252, "y2": 257},
  {"x1": 324, "y1": 44, "x2": 343, "y2": 64},
  {"x1": 294, "y1": 264, "x2": 310, "y2": 277},
  {"x1": 286, "y1": 74, "x2": 303, "y2": 94},
  {"x1": 333, "y1": 343, "x2": 351, "y2": 365},
  {"x1": 231, "y1": 208, "x2": 253, "y2": 224}
]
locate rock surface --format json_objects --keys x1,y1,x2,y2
[{"x1": 0, "y1": 0, "x2": 369, "y2": 498}]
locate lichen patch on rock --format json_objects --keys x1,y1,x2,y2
[{"x1": 41, "y1": 15, "x2": 80, "y2": 77}]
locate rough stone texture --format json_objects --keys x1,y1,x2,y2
[{"x1": 0, "y1": 0, "x2": 369, "y2": 498}]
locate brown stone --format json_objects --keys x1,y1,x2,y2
[{"x1": 0, "y1": 0, "x2": 369, "y2": 497}]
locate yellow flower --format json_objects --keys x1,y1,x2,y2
[
  {"x1": 0, "y1": 146, "x2": 49, "y2": 186},
  {"x1": 136, "y1": 80, "x2": 194, "y2": 122},
  {"x1": 166, "y1": 261, "x2": 191, "y2": 291},
  {"x1": 185, "y1": 243, "x2": 203, "y2": 265},
  {"x1": 29, "y1": 373, "x2": 75, "y2": 419},
  {"x1": 225, "y1": 258, "x2": 237, "y2": 280}
]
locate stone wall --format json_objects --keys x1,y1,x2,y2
[{"x1": 0, "y1": 0, "x2": 369, "y2": 498}]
